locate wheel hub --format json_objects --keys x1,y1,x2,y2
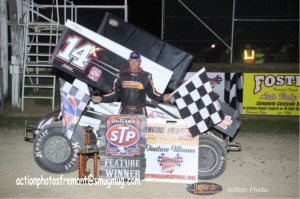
[
  {"x1": 198, "y1": 145, "x2": 218, "y2": 172},
  {"x1": 44, "y1": 136, "x2": 71, "y2": 163}
]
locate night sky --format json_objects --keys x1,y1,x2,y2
[
  {"x1": 69, "y1": 0, "x2": 162, "y2": 37},
  {"x1": 34, "y1": 0, "x2": 299, "y2": 62}
]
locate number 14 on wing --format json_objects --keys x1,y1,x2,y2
[{"x1": 56, "y1": 35, "x2": 103, "y2": 71}]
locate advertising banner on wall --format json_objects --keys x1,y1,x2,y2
[
  {"x1": 243, "y1": 73, "x2": 299, "y2": 116},
  {"x1": 144, "y1": 119, "x2": 199, "y2": 183}
]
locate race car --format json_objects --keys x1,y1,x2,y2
[{"x1": 25, "y1": 79, "x2": 241, "y2": 180}]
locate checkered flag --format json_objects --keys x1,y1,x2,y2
[
  {"x1": 60, "y1": 78, "x2": 90, "y2": 140},
  {"x1": 157, "y1": 153, "x2": 165, "y2": 166},
  {"x1": 175, "y1": 153, "x2": 183, "y2": 167},
  {"x1": 174, "y1": 68, "x2": 224, "y2": 137}
]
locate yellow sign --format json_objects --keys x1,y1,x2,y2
[{"x1": 243, "y1": 73, "x2": 300, "y2": 116}]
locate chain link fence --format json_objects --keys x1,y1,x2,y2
[{"x1": 163, "y1": 0, "x2": 299, "y2": 63}]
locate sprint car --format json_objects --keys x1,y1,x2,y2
[{"x1": 25, "y1": 79, "x2": 241, "y2": 180}]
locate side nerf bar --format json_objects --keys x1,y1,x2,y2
[{"x1": 24, "y1": 120, "x2": 39, "y2": 143}]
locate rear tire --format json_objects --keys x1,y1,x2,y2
[
  {"x1": 33, "y1": 121, "x2": 85, "y2": 173},
  {"x1": 198, "y1": 134, "x2": 227, "y2": 180}
]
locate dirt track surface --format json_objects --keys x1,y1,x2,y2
[{"x1": 0, "y1": 127, "x2": 299, "y2": 199}]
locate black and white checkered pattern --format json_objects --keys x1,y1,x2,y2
[
  {"x1": 174, "y1": 68, "x2": 224, "y2": 137},
  {"x1": 175, "y1": 153, "x2": 183, "y2": 167},
  {"x1": 225, "y1": 73, "x2": 243, "y2": 113},
  {"x1": 60, "y1": 78, "x2": 90, "y2": 140},
  {"x1": 157, "y1": 153, "x2": 165, "y2": 166}
]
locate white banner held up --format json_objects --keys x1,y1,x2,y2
[{"x1": 145, "y1": 119, "x2": 199, "y2": 183}]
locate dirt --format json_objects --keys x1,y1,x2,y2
[
  {"x1": 2, "y1": 99, "x2": 59, "y2": 117},
  {"x1": 0, "y1": 127, "x2": 299, "y2": 198}
]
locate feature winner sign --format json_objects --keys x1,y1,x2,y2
[
  {"x1": 50, "y1": 20, "x2": 173, "y2": 94},
  {"x1": 144, "y1": 119, "x2": 199, "y2": 183},
  {"x1": 98, "y1": 115, "x2": 147, "y2": 180},
  {"x1": 243, "y1": 73, "x2": 299, "y2": 116}
]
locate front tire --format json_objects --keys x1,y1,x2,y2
[
  {"x1": 33, "y1": 121, "x2": 85, "y2": 173},
  {"x1": 198, "y1": 134, "x2": 227, "y2": 180}
]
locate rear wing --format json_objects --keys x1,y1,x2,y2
[
  {"x1": 50, "y1": 20, "x2": 173, "y2": 94},
  {"x1": 97, "y1": 13, "x2": 193, "y2": 91}
]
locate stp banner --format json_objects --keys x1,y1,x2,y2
[
  {"x1": 98, "y1": 115, "x2": 147, "y2": 180},
  {"x1": 243, "y1": 73, "x2": 300, "y2": 116}
]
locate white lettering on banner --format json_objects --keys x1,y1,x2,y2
[
  {"x1": 15, "y1": 174, "x2": 140, "y2": 188},
  {"x1": 254, "y1": 75, "x2": 300, "y2": 94},
  {"x1": 259, "y1": 92, "x2": 277, "y2": 100},
  {"x1": 111, "y1": 118, "x2": 136, "y2": 125},
  {"x1": 105, "y1": 169, "x2": 140, "y2": 179},
  {"x1": 109, "y1": 126, "x2": 136, "y2": 144},
  {"x1": 57, "y1": 36, "x2": 101, "y2": 71},
  {"x1": 104, "y1": 159, "x2": 141, "y2": 167},
  {"x1": 279, "y1": 92, "x2": 297, "y2": 101}
]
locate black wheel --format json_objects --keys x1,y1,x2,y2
[
  {"x1": 210, "y1": 129, "x2": 224, "y2": 140},
  {"x1": 198, "y1": 134, "x2": 227, "y2": 180},
  {"x1": 35, "y1": 110, "x2": 62, "y2": 133},
  {"x1": 33, "y1": 121, "x2": 85, "y2": 173}
]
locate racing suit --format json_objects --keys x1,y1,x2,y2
[{"x1": 101, "y1": 69, "x2": 163, "y2": 115}]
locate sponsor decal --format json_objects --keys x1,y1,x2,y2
[
  {"x1": 148, "y1": 111, "x2": 169, "y2": 119},
  {"x1": 157, "y1": 153, "x2": 183, "y2": 174},
  {"x1": 178, "y1": 129, "x2": 193, "y2": 140},
  {"x1": 186, "y1": 182, "x2": 223, "y2": 195},
  {"x1": 61, "y1": 95, "x2": 77, "y2": 128},
  {"x1": 217, "y1": 115, "x2": 233, "y2": 130},
  {"x1": 122, "y1": 81, "x2": 144, "y2": 89},
  {"x1": 105, "y1": 116, "x2": 141, "y2": 156},
  {"x1": 55, "y1": 35, "x2": 103, "y2": 73},
  {"x1": 88, "y1": 66, "x2": 102, "y2": 82},
  {"x1": 108, "y1": 19, "x2": 119, "y2": 27},
  {"x1": 209, "y1": 75, "x2": 223, "y2": 88}
]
